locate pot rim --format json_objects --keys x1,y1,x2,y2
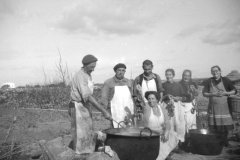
[
  {"x1": 103, "y1": 127, "x2": 160, "y2": 137},
  {"x1": 189, "y1": 129, "x2": 222, "y2": 135}
]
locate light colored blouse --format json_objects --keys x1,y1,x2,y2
[
  {"x1": 70, "y1": 68, "x2": 93, "y2": 102},
  {"x1": 143, "y1": 103, "x2": 171, "y2": 132}
]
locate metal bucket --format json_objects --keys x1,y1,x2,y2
[{"x1": 103, "y1": 127, "x2": 160, "y2": 160}]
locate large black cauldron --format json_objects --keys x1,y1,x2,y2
[
  {"x1": 189, "y1": 129, "x2": 224, "y2": 155},
  {"x1": 103, "y1": 127, "x2": 160, "y2": 160}
]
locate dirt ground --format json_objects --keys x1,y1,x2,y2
[
  {"x1": 0, "y1": 93, "x2": 240, "y2": 160},
  {"x1": 0, "y1": 106, "x2": 112, "y2": 145}
]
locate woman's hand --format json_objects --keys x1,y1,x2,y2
[
  {"x1": 189, "y1": 85, "x2": 196, "y2": 91},
  {"x1": 219, "y1": 91, "x2": 229, "y2": 97},
  {"x1": 161, "y1": 131, "x2": 169, "y2": 143},
  {"x1": 172, "y1": 96, "x2": 182, "y2": 101},
  {"x1": 211, "y1": 91, "x2": 223, "y2": 97}
]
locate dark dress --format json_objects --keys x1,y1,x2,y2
[
  {"x1": 202, "y1": 77, "x2": 236, "y2": 132},
  {"x1": 163, "y1": 81, "x2": 185, "y2": 98},
  {"x1": 179, "y1": 80, "x2": 198, "y2": 103}
]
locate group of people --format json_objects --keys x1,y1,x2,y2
[{"x1": 69, "y1": 54, "x2": 237, "y2": 160}]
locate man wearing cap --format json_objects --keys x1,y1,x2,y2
[
  {"x1": 133, "y1": 60, "x2": 164, "y2": 103},
  {"x1": 100, "y1": 63, "x2": 134, "y2": 128},
  {"x1": 69, "y1": 54, "x2": 111, "y2": 154}
]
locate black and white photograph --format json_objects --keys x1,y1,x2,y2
[{"x1": 0, "y1": 0, "x2": 240, "y2": 159}]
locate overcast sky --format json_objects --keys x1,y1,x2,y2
[{"x1": 0, "y1": 0, "x2": 240, "y2": 86}]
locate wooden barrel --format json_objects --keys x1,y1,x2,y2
[
  {"x1": 230, "y1": 96, "x2": 240, "y2": 113},
  {"x1": 235, "y1": 85, "x2": 240, "y2": 96}
]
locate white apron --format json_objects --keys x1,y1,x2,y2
[
  {"x1": 172, "y1": 101, "x2": 186, "y2": 142},
  {"x1": 182, "y1": 100, "x2": 197, "y2": 132},
  {"x1": 110, "y1": 85, "x2": 134, "y2": 128},
  {"x1": 148, "y1": 105, "x2": 164, "y2": 130},
  {"x1": 74, "y1": 78, "x2": 95, "y2": 154},
  {"x1": 142, "y1": 79, "x2": 157, "y2": 102},
  {"x1": 157, "y1": 131, "x2": 178, "y2": 160},
  {"x1": 157, "y1": 102, "x2": 182, "y2": 160}
]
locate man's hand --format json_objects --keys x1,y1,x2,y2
[
  {"x1": 83, "y1": 97, "x2": 89, "y2": 103},
  {"x1": 103, "y1": 111, "x2": 112, "y2": 120},
  {"x1": 136, "y1": 84, "x2": 142, "y2": 94}
]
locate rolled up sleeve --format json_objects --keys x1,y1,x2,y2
[
  {"x1": 70, "y1": 71, "x2": 92, "y2": 102},
  {"x1": 76, "y1": 74, "x2": 92, "y2": 100}
]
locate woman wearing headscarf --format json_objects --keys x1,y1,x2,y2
[
  {"x1": 100, "y1": 63, "x2": 134, "y2": 128},
  {"x1": 203, "y1": 65, "x2": 237, "y2": 146},
  {"x1": 179, "y1": 70, "x2": 198, "y2": 132}
]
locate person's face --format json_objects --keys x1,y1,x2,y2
[
  {"x1": 148, "y1": 94, "x2": 158, "y2": 107},
  {"x1": 183, "y1": 71, "x2": 191, "y2": 82},
  {"x1": 85, "y1": 62, "x2": 96, "y2": 74},
  {"x1": 211, "y1": 67, "x2": 221, "y2": 79},
  {"x1": 115, "y1": 68, "x2": 126, "y2": 80},
  {"x1": 143, "y1": 65, "x2": 153, "y2": 76},
  {"x1": 166, "y1": 71, "x2": 174, "y2": 82}
]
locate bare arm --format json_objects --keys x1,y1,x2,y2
[
  {"x1": 156, "y1": 74, "x2": 164, "y2": 102},
  {"x1": 88, "y1": 96, "x2": 112, "y2": 120},
  {"x1": 221, "y1": 90, "x2": 236, "y2": 96},
  {"x1": 135, "y1": 84, "x2": 147, "y2": 106}
]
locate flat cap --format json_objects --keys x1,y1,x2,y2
[
  {"x1": 113, "y1": 63, "x2": 126, "y2": 71},
  {"x1": 82, "y1": 54, "x2": 98, "y2": 65}
]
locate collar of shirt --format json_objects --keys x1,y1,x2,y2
[
  {"x1": 211, "y1": 76, "x2": 222, "y2": 84},
  {"x1": 81, "y1": 68, "x2": 92, "y2": 79},
  {"x1": 113, "y1": 76, "x2": 128, "y2": 84},
  {"x1": 143, "y1": 73, "x2": 156, "y2": 81}
]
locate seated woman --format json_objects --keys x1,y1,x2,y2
[
  {"x1": 136, "y1": 86, "x2": 178, "y2": 160},
  {"x1": 142, "y1": 90, "x2": 170, "y2": 134},
  {"x1": 162, "y1": 68, "x2": 186, "y2": 143}
]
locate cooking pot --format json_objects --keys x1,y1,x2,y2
[
  {"x1": 103, "y1": 127, "x2": 160, "y2": 160},
  {"x1": 188, "y1": 128, "x2": 224, "y2": 155}
]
